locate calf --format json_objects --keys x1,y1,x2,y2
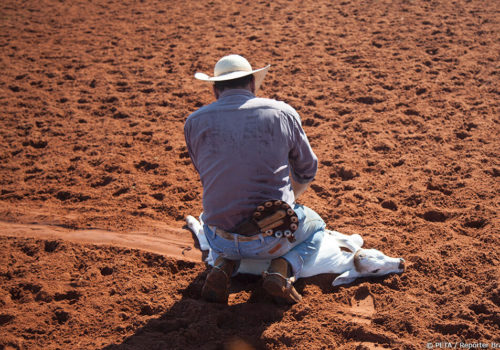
[{"x1": 186, "y1": 215, "x2": 405, "y2": 286}]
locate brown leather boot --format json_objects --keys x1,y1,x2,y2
[
  {"x1": 262, "y1": 258, "x2": 302, "y2": 304},
  {"x1": 201, "y1": 257, "x2": 238, "y2": 304}
]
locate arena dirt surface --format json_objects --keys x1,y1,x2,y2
[{"x1": 0, "y1": 0, "x2": 499, "y2": 349}]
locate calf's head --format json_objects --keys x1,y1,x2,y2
[{"x1": 332, "y1": 248, "x2": 405, "y2": 286}]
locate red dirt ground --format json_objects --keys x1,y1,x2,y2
[{"x1": 0, "y1": 0, "x2": 498, "y2": 349}]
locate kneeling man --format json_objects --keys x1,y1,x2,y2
[{"x1": 184, "y1": 54, "x2": 325, "y2": 304}]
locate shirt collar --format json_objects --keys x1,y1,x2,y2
[{"x1": 219, "y1": 89, "x2": 255, "y2": 99}]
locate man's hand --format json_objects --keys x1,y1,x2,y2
[{"x1": 290, "y1": 174, "x2": 311, "y2": 200}]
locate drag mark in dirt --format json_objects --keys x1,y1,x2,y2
[{"x1": 0, "y1": 220, "x2": 201, "y2": 262}]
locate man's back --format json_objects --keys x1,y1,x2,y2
[{"x1": 185, "y1": 89, "x2": 317, "y2": 231}]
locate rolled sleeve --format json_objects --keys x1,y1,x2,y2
[{"x1": 288, "y1": 114, "x2": 318, "y2": 184}]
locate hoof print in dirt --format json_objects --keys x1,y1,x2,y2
[
  {"x1": 0, "y1": 313, "x2": 15, "y2": 326},
  {"x1": 392, "y1": 159, "x2": 405, "y2": 167},
  {"x1": 355, "y1": 96, "x2": 384, "y2": 105},
  {"x1": 462, "y1": 217, "x2": 488, "y2": 229},
  {"x1": 103, "y1": 96, "x2": 118, "y2": 103},
  {"x1": 54, "y1": 309, "x2": 70, "y2": 324},
  {"x1": 54, "y1": 290, "x2": 81, "y2": 303},
  {"x1": 113, "y1": 187, "x2": 130, "y2": 197},
  {"x1": 455, "y1": 131, "x2": 470, "y2": 140},
  {"x1": 44, "y1": 240, "x2": 60, "y2": 253},
  {"x1": 331, "y1": 166, "x2": 358, "y2": 181},
  {"x1": 139, "y1": 304, "x2": 158, "y2": 316},
  {"x1": 35, "y1": 291, "x2": 53, "y2": 303},
  {"x1": 310, "y1": 183, "x2": 326, "y2": 196},
  {"x1": 55, "y1": 191, "x2": 72, "y2": 201},
  {"x1": 487, "y1": 168, "x2": 499, "y2": 177},
  {"x1": 19, "y1": 283, "x2": 42, "y2": 295},
  {"x1": 135, "y1": 160, "x2": 159, "y2": 171},
  {"x1": 112, "y1": 111, "x2": 130, "y2": 119},
  {"x1": 100, "y1": 266, "x2": 114, "y2": 276},
  {"x1": 179, "y1": 151, "x2": 190, "y2": 159},
  {"x1": 54, "y1": 191, "x2": 90, "y2": 202},
  {"x1": 372, "y1": 142, "x2": 393, "y2": 152},
  {"x1": 28, "y1": 140, "x2": 48, "y2": 149},
  {"x1": 91, "y1": 176, "x2": 114, "y2": 188},
  {"x1": 381, "y1": 200, "x2": 398, "y2": 211},
  {"x1": 420, "y1": 210, "x2": 448, "y2": 223},
  {"x1": 432, "y1": 322, "x2": 469, "y2": 336},
  {"x1": 20, "y1": 243, "x2": 39, "y2": 257},
  {"x1": 150, "y1": 193, "x2": 164, "y2": 201}
]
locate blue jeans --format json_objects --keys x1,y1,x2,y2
[{"x1": 204, "y1": 204, "x2": 325, "y2": 278}]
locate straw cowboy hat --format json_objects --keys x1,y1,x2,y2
[{"x1": 194, "y1": 54, "x2": 270, "y2": 91}]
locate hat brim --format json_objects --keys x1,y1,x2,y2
[{"x1": 195, "y1": 65, "x2": 270, "y2": 91}]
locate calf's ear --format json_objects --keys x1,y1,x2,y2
[{"x1": 332, "y1": 269, "x2": 360, "y2": 286}]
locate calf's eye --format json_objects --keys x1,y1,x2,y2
[{"x1": 371, "y1": 269, "x2": 380, "y2": 274}]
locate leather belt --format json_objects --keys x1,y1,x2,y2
[
  {"x1": 209, "y1": 200, "x2": 299, "y2": 243},
  {"x1": 209, "y1": 225, "x2": 275, "y2": 242}
]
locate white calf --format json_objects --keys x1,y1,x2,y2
[{"x1": 186, "y1": 215, "x2": 405, "y2": 286}]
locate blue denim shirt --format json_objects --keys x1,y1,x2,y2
[{"x1": 184, "y1": 89, "x2": 317, "y2": 231}]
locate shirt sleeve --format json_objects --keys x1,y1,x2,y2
[
  {"x1": 287, "y1": 111, "x2": 318, "y2": 184},
  {"x1": 184, "y1": 119, "x2": 200, "y2": 174}
]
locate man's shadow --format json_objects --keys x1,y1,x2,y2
[
  {"x1": 101, "y1": 227, "x2": 297, "y2": 350},
  {"x1": 102, "y1": 269, "x2": 296, "y2": 350}
]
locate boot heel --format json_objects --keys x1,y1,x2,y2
[
  {"x1": 262, "y1": 258, "x2": 302, "y2": 304},
  {"x1": 201, "y1": 258, "x2": 237, "y2": 304}
]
